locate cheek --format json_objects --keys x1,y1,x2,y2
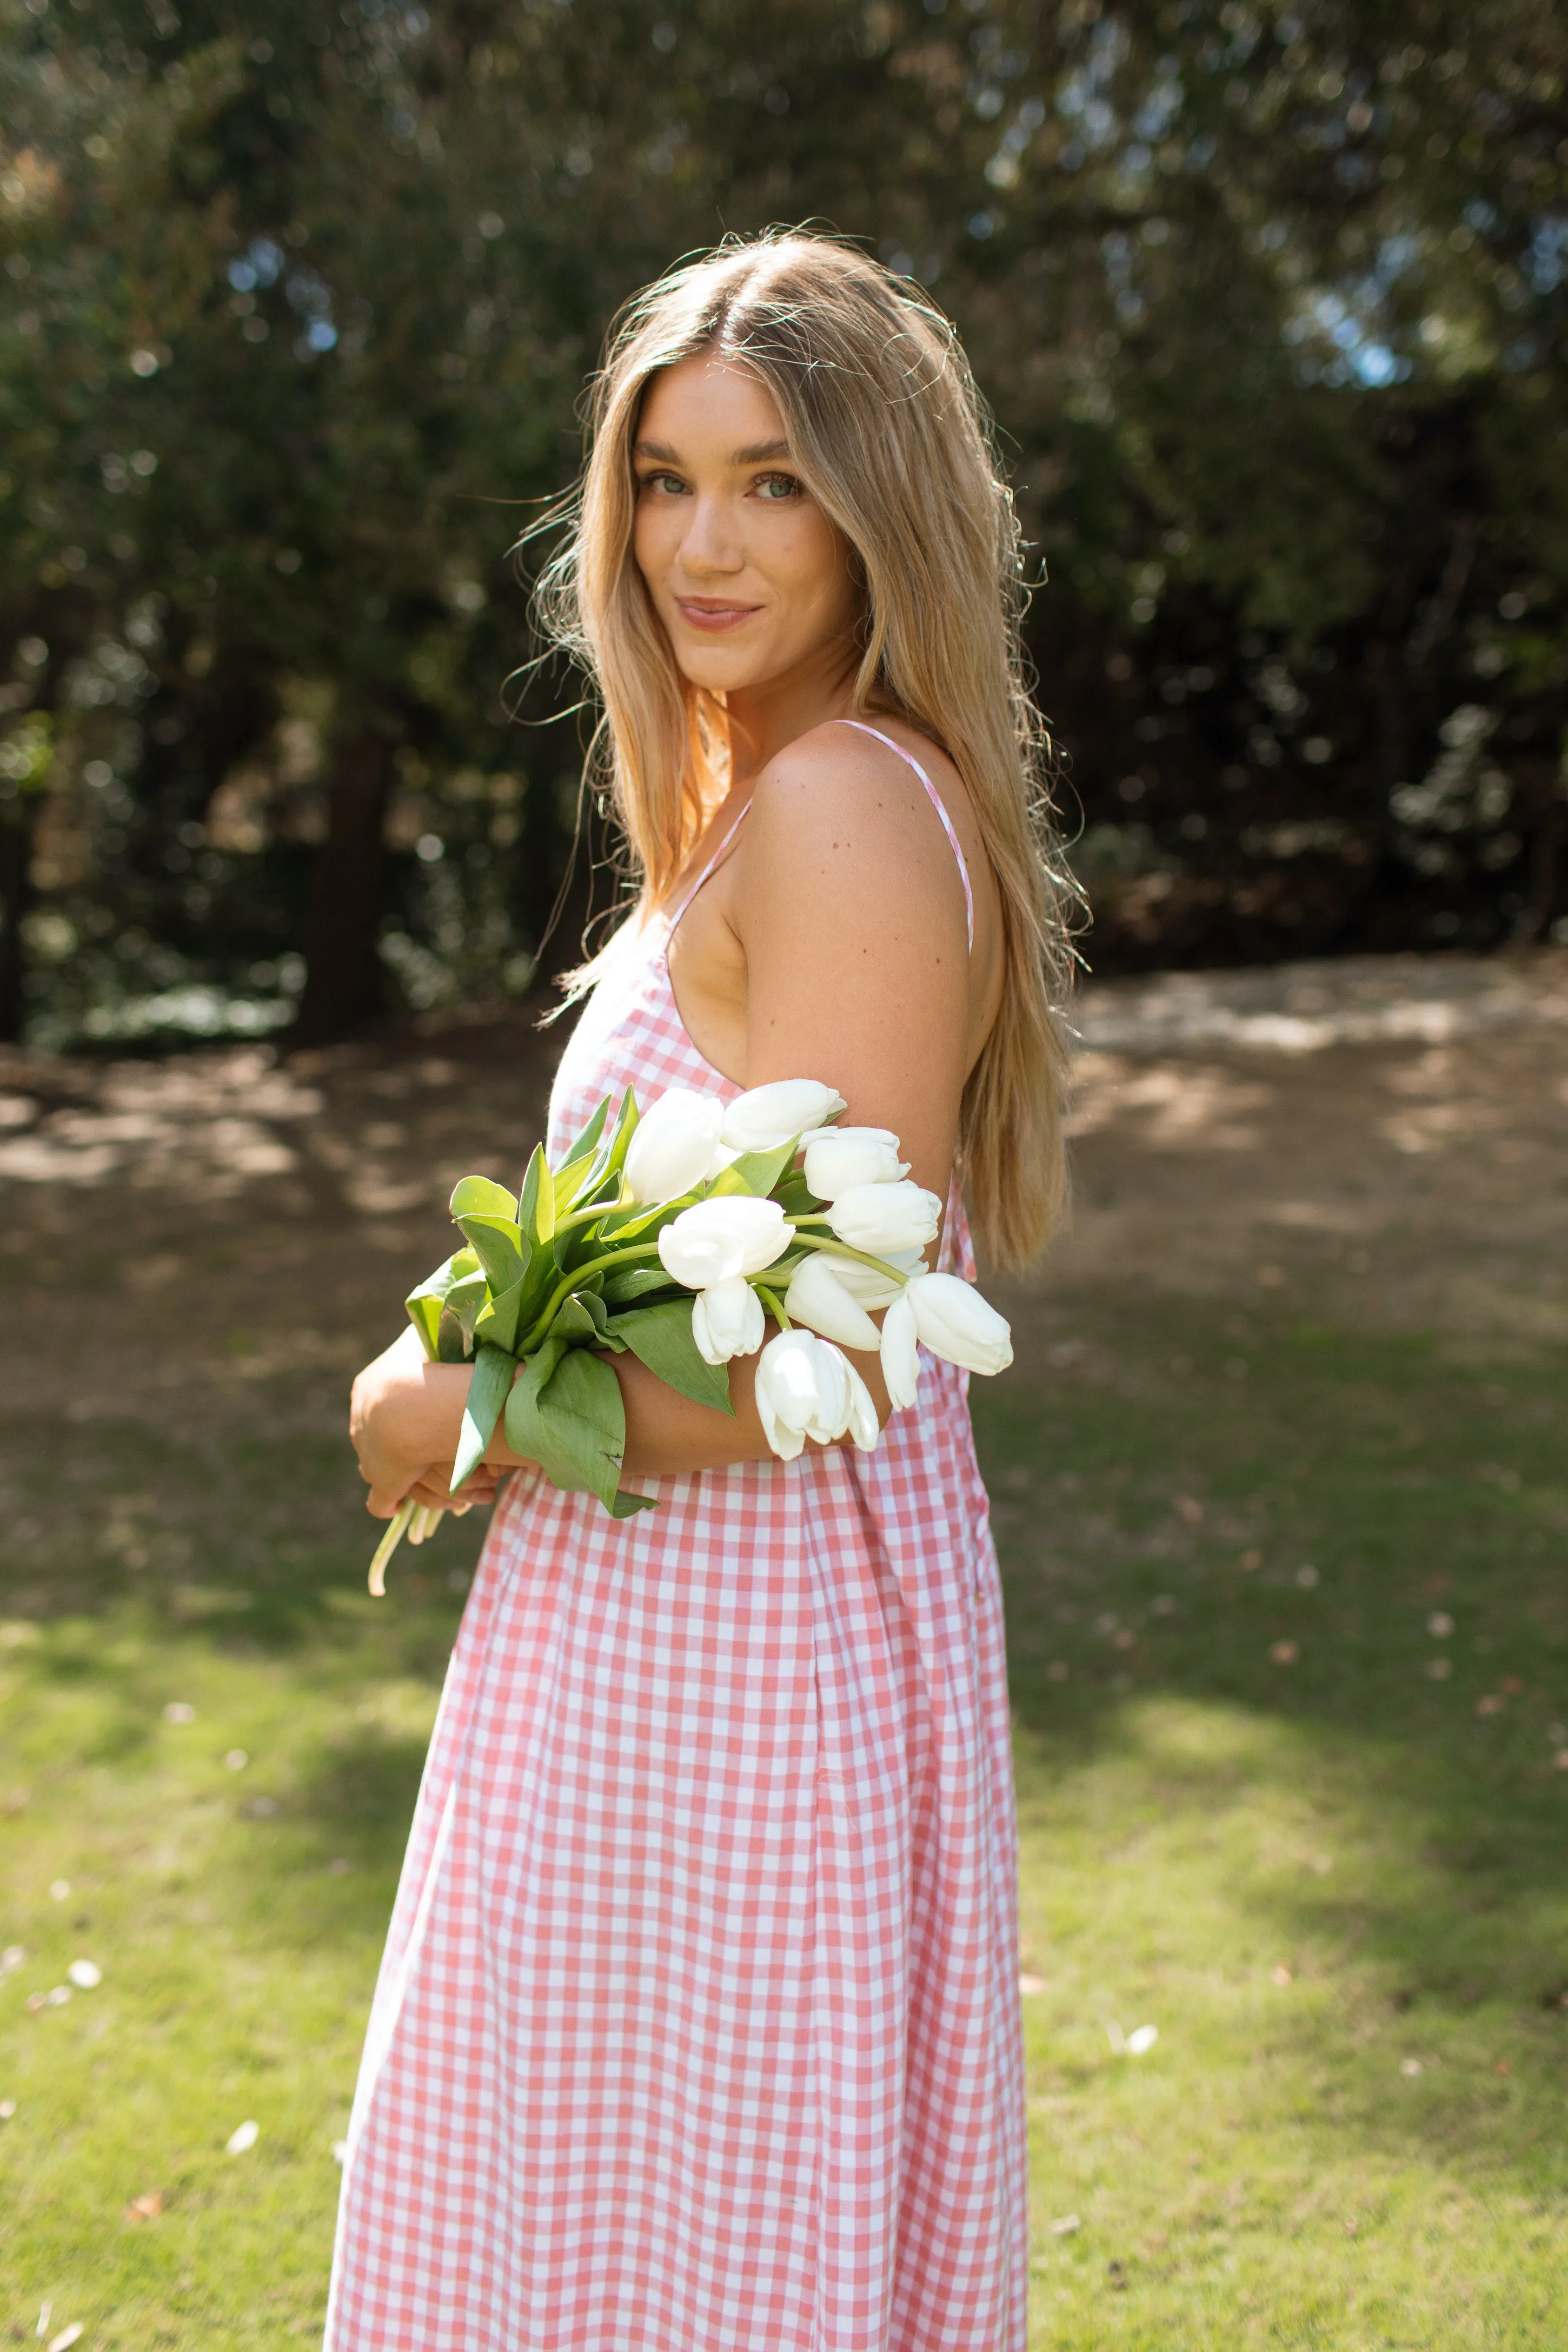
[
  {"x1": 632, "y1": 498, "x2": 675, "y2": 583},
  {"x1": 775, "y1": 512, "x2": 859, "y2": 615}
]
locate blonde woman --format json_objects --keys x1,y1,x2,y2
[{"x1": 333, "y1": 234, "x2": 1074, "y2": 2352}]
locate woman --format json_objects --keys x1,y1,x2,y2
[{"x1": 330, "y1": 234, "x2": 1074, "y2": 2351}]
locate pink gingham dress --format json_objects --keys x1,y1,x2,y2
[{"x1": 325, "y1": 728, "x2": 1028, "y2": 2351}]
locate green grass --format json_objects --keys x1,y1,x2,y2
[
  {"x1": 2, "y1": 1287, "x2": 1566, "y2": 2344},
  {"x1": 981, "y1": 1302, "x2": 1568, "y2": 2347}
]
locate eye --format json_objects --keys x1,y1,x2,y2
[
  {"x1": 637, "y1": 470, "x2": 688, "y2": 496},
  {"x1": 754, "y1": 472, "x2": 802, "y2": 502}
]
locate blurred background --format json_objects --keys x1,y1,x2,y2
[
  {"x1": 2, "y1": 0, "x2": 1565, "y2": 1049},
  {"x1": 3, "y1": 6, "x2": 1568, "y2": 2348}
]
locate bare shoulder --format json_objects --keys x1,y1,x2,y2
[{"x1": 740, "y1": 717, "x2": 972, "y2": 935}]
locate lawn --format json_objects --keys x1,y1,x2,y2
[{"x1": 1, "y1": 972, "x2": 1565, "y2": 2347}]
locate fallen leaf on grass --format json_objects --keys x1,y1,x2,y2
[
  {"x1": 49, "y1": 1880, "x2": 70, "y2": 1902},
  {"x1": 124, "y1": 2190, "x2": 164, "y2": 2222},
  {"x1": 1, "y1": 1945, "x2": 23, "y2": 1973},
  {"x1": 1019, "y1": 1974, "x2": 1046, "y2": 1996},
  {"x1": 1427, "y1": 1612, "x2": 1454, "y2": 1638},
  {"x1": 1239, "y1": 1549, "x2": 1262, "y2": 1572},
  {"x1": 0, "y1": 2099, "x2": 15, "y2": 2119},
  {"x1": 162, "y1": 1702, "x2": 196, "y2": 1724},
  {"x1": 1126, "y1": 2024, "x2": 1159, "y2": 2055},
  {"x1": 1426, "y1": 1658, "x2": 1453, "y2": 1680},
  {"x1": 224, "y1": 1749, "x2": 249, "y2": 1772},
  {"x1": 1271, "y1": 1964, "x2": 1293, "y2": 1986},
  {"x1": 1476, "y1": 1694, "x2": 1504, "y2": 1717},
  {"x1": 67, "y1": 1960, "x2": 101, "y2": 1990},
  {"x1": 1049, "y1": 2214, "x2": 1081, "y2": 2235},
  {"x1": 331, "y1": 2139, "x2": 349, "y2": 2165},
  {"x1": 225, "y1": 2119, "x2": 260, "y2": 2155},
  {"x1": 1400, "y1": 2057, "x2": 1423, "y2": 2077},
  {"x1": 49, "y1": 2327, "x2": 83, "y2": 2351},
  {"x1": 1494, "y1": 2061, "x2": 1512, "y2": 2075},
  {"x1": 1270, "y1": 1640, "x2": 1299, "y2": 1665}
]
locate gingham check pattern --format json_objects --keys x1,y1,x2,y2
[{"x1": 324, "y1": 906, "x2": 1028, "y2": 2350}]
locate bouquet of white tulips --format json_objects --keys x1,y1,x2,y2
[{"x1": 367, "y1": 1077, "x2": 1012, "y2": 1593}]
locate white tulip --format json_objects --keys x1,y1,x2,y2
[
  {"x1": 720, "y1": 1078, "x2": 848, "y2": 1154},
  {"x1": 829, "y1": 1247, "x2": 927, "y2": 1311},
  {"x1": 906, "y1": 1271, "x2": 1013, "y2": 1376},
  {"x1": 783, "y1": 1252, "x2": 882, "y2": 1352},
  {"x1": 657, "y1": 1195, "x2": 793, "y2": 1288},
  {"x1": 754, "y1": 1329, "x2": 876, "y2": 1460},
  {"x1": 802, "y1": 1126, "x2": 909, "y2": 1199},
  {"x1": 840, "y1": 1355, "x2": 881, "y2": 1451},
  {"x1": 879, "y1": 1288, "x2": 921, "y2": 1412},
  {"x1": 826, "y1": 1179, "x2": 943, "y2": 1256},
  {"x1": 622, "y1": 1087, "x2": 726, "y2": 1205},
  {"x1": 690, "y1": 1274, "x2": 766, "y2": 1366}
]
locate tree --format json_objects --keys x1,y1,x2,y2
[{"x1": 2, "y1": 0, "x2": 1563, "y2": 1046}]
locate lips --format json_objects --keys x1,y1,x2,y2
[{"x1": 674, "y1": 599, "x2": 761, "y2": 634}]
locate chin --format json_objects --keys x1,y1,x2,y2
[{"x1": 671, "y1": 641, "x2": 770, "y2": 694}]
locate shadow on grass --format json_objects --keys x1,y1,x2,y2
[{"x1": 974, "y1": 1292, "x2": 1568, "y2": 2184}]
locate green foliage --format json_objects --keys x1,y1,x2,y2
[{"x1": 0, "y1": 0, "x2": 1564, "y2": 1037}]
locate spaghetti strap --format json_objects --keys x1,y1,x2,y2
[
  {"x1": 835, "y1": 719, "x2": 975, "y2": 950},
  {"x1": 665, "y1": 800, "x2": 753, "y2": 939}
]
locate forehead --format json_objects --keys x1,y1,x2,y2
[{"x1": 636, "y1": 355, "x2": 787, "y2": 453}]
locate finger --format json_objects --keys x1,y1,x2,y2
[{"x1": 365, "y1": 1483, "x2": 410, "y2": 1520}]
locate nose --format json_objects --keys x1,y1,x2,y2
[{"x1": 678, "y1": 491, "x2": 745, "y2": 577}]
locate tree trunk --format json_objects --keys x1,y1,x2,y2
[
  {"x1": 290, "y1": 721, "x2": 397, "y2": 1046},
  {"x1": 0, "y1": 808, "x2": 36, "y2": 1045}
]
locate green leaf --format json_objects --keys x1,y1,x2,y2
[
  {"x1": 474, "y1": 1269, "x2": 529, "y2": 1352},
  {"x1": 550, "y1": 1293, "x2": 601, "y2": 1344},
  {"x1": 561, "y1": 1091, "x2": 612, "y2": 1169},
  {"x1": 707, "y1": 1137, "x2": 800, "y2": 1200},
  {"x1": 506, "y1": 1341, "x2": 650, "y2": 1513},
  {"x1": 519, "y1": 1142, "x2": 553, "y2": 1245},
  {"x1": 450, "y1": 1174, "x2": 520, "y2": 1221},
  {"x1": 604, "y1": 1297, "x2": 734, "y2": 1415},
  {"x1": 406, "y1": 1288, "x2": 444, "y2": 1359},
  {"x1": 600, "y1": 1265, "x2": 676, "y2": 1307},
  {"x1": 606, "y1": 1086, "x2": 639, "y2": 1173},
  {"x1": 452, "y1": 1342, "x2": 515, "y2": 1490},
  {"x1": 456, "y1": 1211, "x2": 528, "y2": 1296},
  {"x1": 435, "y1": 1308, "x2": 470, "y2": 1364},
  {"x1": 445, "y1": 1267, "x2": 491, "y2": 1345},
  {"x1": 405, "y1": 1247, "x2": 477, "y2": 1357}
]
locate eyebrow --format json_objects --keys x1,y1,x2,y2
[{"x1": 632, "y1": 437, "x2": 793, "y2": 465}]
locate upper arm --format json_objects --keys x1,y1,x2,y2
[{"x1": 732, "y1": 731, "x2": 973, "y2": 1202}]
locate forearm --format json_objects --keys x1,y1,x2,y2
[
  {"x1": 615, "y1": 1334, "x2": 890, "y2": 1478},
  {"x1": 354, "y1": 1320, "x2": 890, "y2": 1499}
]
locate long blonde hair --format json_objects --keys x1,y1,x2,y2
[{"x1": 533, "y1": 232, "x2": 1078, "y2": 1268}]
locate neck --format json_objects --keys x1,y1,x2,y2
[{"x1": 721, "y1": 636, "x2": 864, "y2": 787}]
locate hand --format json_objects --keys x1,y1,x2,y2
[
  {"x1": 350, "y1": 1326, "x2": 502, "y2": 1519},
  {"x1": 406, "y1": 1463, "x2": 505, "y2": 1516}
]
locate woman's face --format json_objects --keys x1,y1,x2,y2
[{"x1": 632, "y1": 356, "x2": 863, "y2": 699}]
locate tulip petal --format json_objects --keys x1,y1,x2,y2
[
  {"x1": 880, "y1": 1288, "x2": 921, "y2": 1411},
  {"x1": 906, "y1": 1271, "x2": 1014, "y2": 1376},
  {"x1": 783, "y1": 1253, "x2": 883, "y2": 1352},
  {"x1": 841, "y1": 1359, "x2": 881, "y2": 1450},
  {"x1": 721, "y1": 1079, "x2": 848, "y2": 1154}
]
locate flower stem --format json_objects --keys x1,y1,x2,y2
[
  {"x1": 797, "y1": 1233, "x2": 912, "y2": 1283},
  {"x1": 368, "y1": 1497, "x2": 416, "y2": 1598},
  {"x1": 514, "y1": 1242, "x2": 667, "y2": 1358},
  {"x1": 753, "y1": 1281, "x2": 789, "y2": 1330}
]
